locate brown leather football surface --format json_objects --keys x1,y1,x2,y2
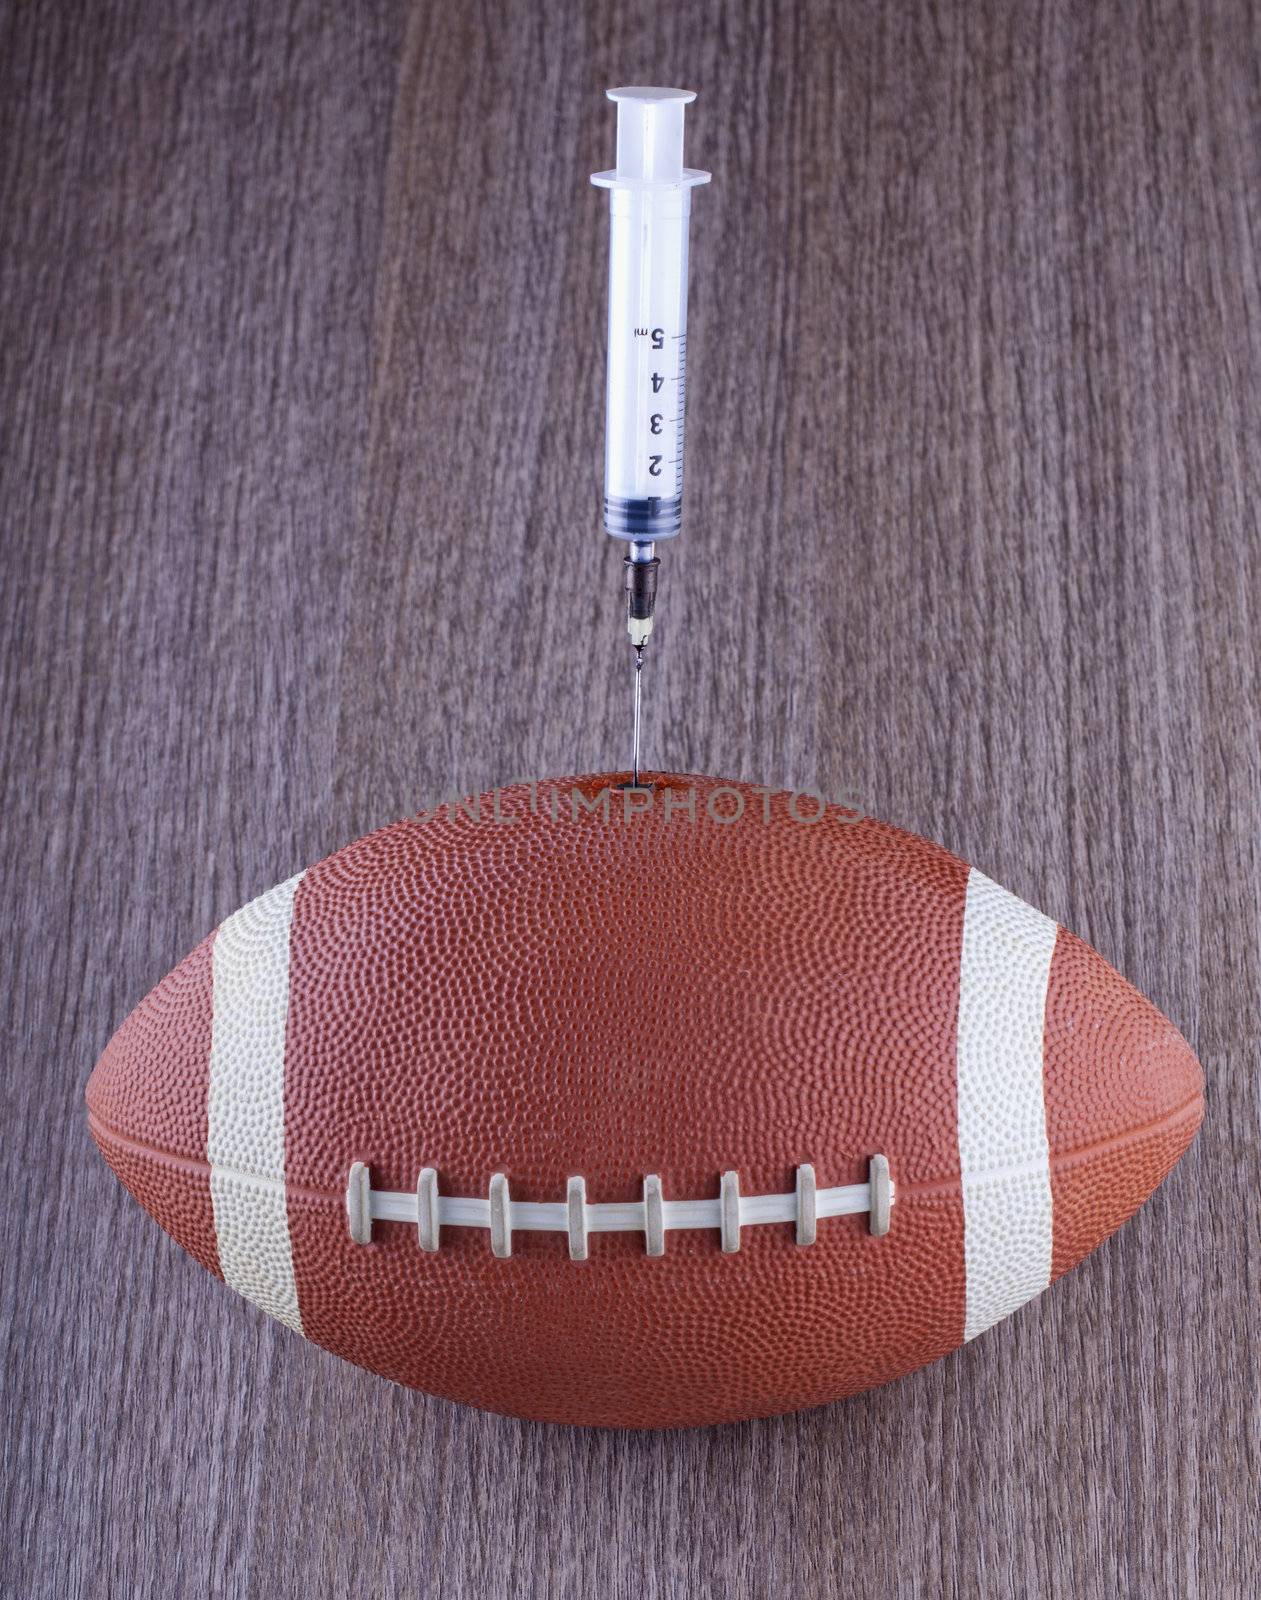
[{"x1": 87, "y1": 774, "x2": 1203, "y2": 1428}]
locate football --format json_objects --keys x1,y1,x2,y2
[{"x1": 86, "y1": 773, "x2": 1203, "y2": 1428}]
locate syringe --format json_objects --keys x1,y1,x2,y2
[{"x1": 592, "y1": 88, "x2": 710, "y2": 784}]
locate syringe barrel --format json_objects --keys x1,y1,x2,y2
[
  {"x1": 592, "y1": 89, "x2": 709, "y2": 544},
  {"x1": 602, "y1": 186, "x2": 693, "y2": 539}
]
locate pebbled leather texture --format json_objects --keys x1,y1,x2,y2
[{"x1": 87, "y1": 774, "x2": 1203, "y2": 1428}]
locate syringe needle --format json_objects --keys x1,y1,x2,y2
[{"x1": 631, "y1": 644, "x2": 644, "y2": 785}]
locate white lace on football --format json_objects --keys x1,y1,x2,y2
[{"x1": 345, "y1": 1157, "x2": 894, "y2": 1258}]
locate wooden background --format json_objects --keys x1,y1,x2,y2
[{"x1": 3, "y1": 1, "x2": 1258, "y2": 1595}]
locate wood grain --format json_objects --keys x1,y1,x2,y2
[{"x1": 3, "y1": 0, "x2": 1258, "y2": 1594}]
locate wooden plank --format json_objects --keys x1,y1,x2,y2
[
  {"x1": 0, "y1": 1, "x2": 411, "y2": 1595},
  {"x1": 2, "y1": 0, "x2": 1258, "y2": 1595}
]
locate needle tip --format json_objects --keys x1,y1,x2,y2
[{"x1": 631, "y1": 641, "x2": 644, "y2": 785}]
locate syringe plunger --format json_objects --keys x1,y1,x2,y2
[{"x1": 611, "y1": 87, "x2": 689, "y2": 181}]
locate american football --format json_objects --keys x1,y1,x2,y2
[{"x1": 86, "y1": 773, "x2": 1203, "y2": 1429}]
